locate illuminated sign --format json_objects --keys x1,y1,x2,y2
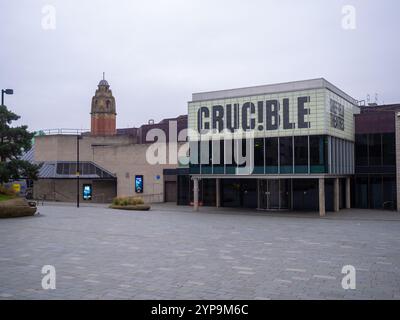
[
  {"x1": 135, "y1": 175, "x2": 144, "y2": 193},
  {"x1": 83, "y1": 184, "x2": 92, "y2": 200}
]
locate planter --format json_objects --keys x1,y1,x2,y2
[
  {"x1": 109, "y1": 204, "x2": 151, "y2": 211},
  {"x1": 0, "y1": 198, "x2": 37, "y2": 218}
]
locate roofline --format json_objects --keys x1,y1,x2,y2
[
  {"x1": 190, "y1": 78, "x2": 358, "y2": 105},
  {"x1": 192, "y1": 78, "x2": 326, "y2": 96}
]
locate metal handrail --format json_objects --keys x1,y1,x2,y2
[{"x1": 36, "y1": 128, "x2": 90, "y2": 136}]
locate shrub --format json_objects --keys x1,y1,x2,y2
[
  {"x1": 0, "y1": 185, "x2": 16, "y2": 196},
  {"x1": 112, "y1": 196, "x2": 144, "y2": 206},
  {"x1": 128, "y1": 197, "x2": 144, "y2": 205}
]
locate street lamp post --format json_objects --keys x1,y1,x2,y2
[
  {"x1": 1, "y1": 89, "x2": 14, "y2": 105},
  {"x1": 76, "y1": 135, "x2": 82, "y2": 208}
]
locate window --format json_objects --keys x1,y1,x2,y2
[
  {"x1": 253, "y1": 138, "x2": 264, "y2": 174},
  {"x1": 200, "y1": 140, "x2": 212, "y2": 174},
  {"x1": 383, "y1": 176, "x2": 396, "y2": 209},
  {"x1": 310, "y1": 135, "x2": 328, "y2": 173},
  {"x1": 225, "y1": 139, "x2": 236, "y2": 174},
  {"x1": 177, "y1": 175, "x2": 190, "y2": 205},
  {"x1": 202, "y1": 179, "x2": 216, "y2": 206},
  {"x1": 355, "y1": 134, "x2": 368, "y2": 166},
  {"x1": 294, "y1": 136, "x2": 308, "y2": 173},
  {"x1": 279, "y1": 137, "x2": 293, "y2": 173},
  {"x1": 213, "y1": 139, "x2": 224, "y2": 174},
  {"x1": 189, "y1": 141, "x2": 200, "y2": 174},
  {"x1": 369, "y1": 133, "x2": 382, "y2": 166},
  {"x1": 382, "y1": 133, "x2": 395, "y2": 166},
  {"x1": 370, "y1": 176, "x2": 382, "y2": 209},
  {"x1": 212, "y1": 140, "x2": 225, "y2": 174},
  {"x1": 265, "y1": 138, "x2": 278, "y2": 173}
]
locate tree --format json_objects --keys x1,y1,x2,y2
[{"x1": 0, "y1": 104, "x2": 39, "y2": 184}]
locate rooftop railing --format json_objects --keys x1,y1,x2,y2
[{"x1": 36, "y1": 128, "x2": 90, "y2": 136}]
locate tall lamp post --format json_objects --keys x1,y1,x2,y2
[
  {"x1": 76, "y1": 135, "x2": 82, "y2": 208},
  {"x1": 1, "y1": 89, "x2": 14, "y2": 105}
]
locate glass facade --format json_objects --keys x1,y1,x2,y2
[
  {"x1": 279, "y1": 137, "x2": 293, "y2": 174},
  {"x1": 259, "y1": 179, "x2": 291, "y2": 210},
  {"x1": 310, "y1": 135, "x2": 328, "y2": 173},
  {"x1": 55, "y1": 161, "x2": 114, "y2": 178},
  {"x1": 294, "y1": 136, "x2": 308, "y2": 173},
  {"x1": 265, "y1": 138, "x2": 279, "y2": 174},
  {"x1": 221, "y1": 179, "x2": 257, "y2": 208},
  {"x1": 189, "y1": 135, "x2": 337, "y2": 175},
  {"x1": 177, "y1": 176, "x2": 216, "y2": 206},
  {"x1": 355, "y1": 133, "x2": 396, "y2": 171},
  {"x1": 353, "y1": 132, "x2": 396, "y2": 210},
  {"x1": 353, "y1": 175, "x2": 396, "y2": 210},
  {"x1": 253, "y1": 138, "x2": 264, "y2": 174}
]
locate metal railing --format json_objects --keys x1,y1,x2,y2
[
  {"x1": 36, "y1": 128, "x2": 89, "y2": 136},
  {"x1": 35, "y1": 191, "x2": 111, "y2": 205}
]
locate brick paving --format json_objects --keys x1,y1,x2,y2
[{"x1": 0, "y1": 203, "x2": 400, "y2": 300}]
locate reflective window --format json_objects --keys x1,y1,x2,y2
[
  {"x1": 189, "y1": 141, "x2": 200, "y2": 174},
  {"x1": 279, "y1": 137, "x2": 293, "y2": 173},
  {"x1": 369, "y1": 133, "x2": 382, "y2": 166},
  {"x1": 294, "y1": 136, "x2": 308, "y2": 173},
  {"x1": 310, "y1": 135, "x2": 328, "y2": 173},
  {"x1": 355, "y1": 134, "x2": 368, "y2": 166},
  {"x1": 177, "y1": 175, "x2": 190, "y2": 205},
  {"x1": 253, "y1": 138, "x2": 264, "y2": 174},
  {"x1": 225, "y1": 139, "x2": 236, "y2": 174},
  {"x1": 265, "y1": 138, "x2": 278, "y2": 173},
  {"x1": 200, "y1": 140, "x2": 212, "y2": 174},
  {"x1": 213, "y1": 139, "x2": 224, "y2": 174},
  {"x1": 382, "y1": 133, "x2": 395, "y2": 166},
  {"x1": 370, "y1": 176, "x2": 382, "y2": 208}
]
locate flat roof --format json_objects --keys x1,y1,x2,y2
[{"x1": 191, "y1": 78, "x2": 358, "y2": 105}]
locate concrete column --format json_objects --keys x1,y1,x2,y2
[
  {"x1": 193, "y1": 178, "x2": 199, "y2": 211},
  {"x1": 346, "y1": 177, "x2": 351, "y2": 209},
  {"x1": 334, "y1": 178, "x2": 340, "y2": 212},
  {"x1": 216, "y1": 178, "x2": 221, "y2": 208},
  {"x1": 319, "y1": 178, "x2": 325, "y2": 217}
]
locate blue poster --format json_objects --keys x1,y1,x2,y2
[
  {"x1": 83, "y1": 184, "x2": 92, "y2": 200},
  {"x1": 135, "y1": 175, "x2": 143, "y2": 193}
]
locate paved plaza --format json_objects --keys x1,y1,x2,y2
[{"x1": 1, "y1": 203, "x2": 400, "y2": 300}]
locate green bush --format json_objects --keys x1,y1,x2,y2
[
  {"x1": 0, "y1": 185, "x2": 16, "y2": 196},
  {"x1": 112, "y1": 196, "x2": 144, "y2": 206}
]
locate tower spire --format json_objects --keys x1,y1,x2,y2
[{"x1": 103, "y1": 72, "x2": 105, "y2": 81}]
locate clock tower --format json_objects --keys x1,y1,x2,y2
[{"x1": 90, "y1": 73, "x2": 116, "y2": 135}]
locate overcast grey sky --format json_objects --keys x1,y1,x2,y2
[{"x1": 1, "y1": 0, "x2": 399, "y2": 131}]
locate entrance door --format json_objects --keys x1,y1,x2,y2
[
  {"x1": 259, "y1": 179, "x2": 291, "y2": 210},
  {"x1": 279, "y1": 179, "x2": 291, "y2": 210},
  {"x1": 165, "y1": 181, "x2": 177, "y2": 202},
  {"x1": 259, "y1": 180, "x2": 269, "y2": 209}
]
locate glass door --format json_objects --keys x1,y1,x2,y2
[{"x1": 258, "y1": 179, "x2": 291, "y2": 210}]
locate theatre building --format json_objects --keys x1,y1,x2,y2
[{"x1": 182, "y1": 78, "x2": 360, "y2": 216}]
